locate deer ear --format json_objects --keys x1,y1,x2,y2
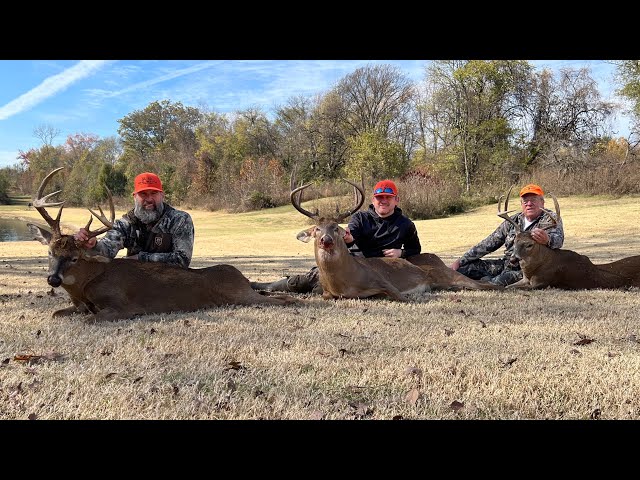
[
  {"x1": 27, "y1": 223, "x2": 52, "y2": 245},
  {"x1": 296, "y1": 227, "x2": 315, "y2": 243}
]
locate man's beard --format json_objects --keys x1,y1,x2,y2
[{"x1": 134, "y1": 200, "x2": 164, "y2": 224}]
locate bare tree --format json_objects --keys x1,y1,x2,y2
[
  {"x1": 33, "y1": 124, "x2": 60, "y2": 147},
  {"x1": 526, "y1": 67, "x2": 616, "y2": 170}
]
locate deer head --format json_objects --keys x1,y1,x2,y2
[
  {"x1": 27, "y1": 167, "x2": 115, "y2": 288},
  {"x1": 292, "y1": 173, "x2": 365, "y2": 256}
]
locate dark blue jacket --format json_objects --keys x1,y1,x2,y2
[{"x1": 347, "y1": 205, "x2": 421, "y2": 258}]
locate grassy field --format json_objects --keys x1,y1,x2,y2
[{"x1": 1, "y1": 194, "x2": 640, "y2": 419}]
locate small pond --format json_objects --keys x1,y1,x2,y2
[{"x1": 0, "y1": 218, "x2": 35, "y2": 242}]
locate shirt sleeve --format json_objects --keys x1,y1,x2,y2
[
  {"x1": 459, "y1": 221, "x2": 510, "y2": 266},
  {"x1": 93, "y1": 218, "x2": 129, "y2": 259},
  {"x1": 402, "y1": 221, "x2": 421, "y2": 257},
  {"x1": 346, "y1": 212, "x2": 364, "y2": 247}
]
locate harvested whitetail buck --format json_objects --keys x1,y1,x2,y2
[
  {"x1": 291, "y1": 177, "x2": 500, "y2": 301},
  {"x1": 497, "y1": 187, "x2": 640, "y2": 290},
  {"x1": 28, "y1": 167, "x2": 298, "y2": 322}
]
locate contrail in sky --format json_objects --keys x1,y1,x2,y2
[
  {"x1": 0, "y1": 60, "x2": 110, "y2": 120},
  {"x1": 104, "y1": 61, "x2": 220, "y2": 98}
]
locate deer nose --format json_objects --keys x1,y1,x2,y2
[
  {"x1": 319, "y1": 235, "x2": 334, "y2": 248},
  {"x1": 47, "y1": 275, "x2": 62, "y2": 288}
]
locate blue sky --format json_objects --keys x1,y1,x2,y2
[{"x1": 0, "y1": 60, "x2": 629, "y2": 169}]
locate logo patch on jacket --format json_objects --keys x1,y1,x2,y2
[{"x1": 155, "y1": 237, "x2": 163, "y2": 247}]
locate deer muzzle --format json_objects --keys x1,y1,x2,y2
[
  {"x1": 47, "y1": 274, "x2": 62, "y2": 287},
  {"x1": 319, "y1": 235, "x2": 334, "y2": 250}
]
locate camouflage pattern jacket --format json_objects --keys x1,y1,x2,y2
[
  {"x1": 93, "y1": 203, "x2": 194, "y2": 268},
  {"x1": 458, "y1": 209, "x2": 564, "y2": 268}
]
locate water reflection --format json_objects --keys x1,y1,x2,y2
[{"x1": 0, "y1": 218, "x2": 35, "y2": 242}]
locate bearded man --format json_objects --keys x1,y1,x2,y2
[{"x1": 74, "y1": 172, "x2": 195, "y2": 268}]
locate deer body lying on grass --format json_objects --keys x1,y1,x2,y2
[
  {"x1": 292, "y1": 178, "x2": 501, "y2": 301},
  {"x1": 496, "y1": 187, "x2": 640, "y2": 290},
  {"x1": 28, "y1": 168, "x2": 298, "y2": 322}
]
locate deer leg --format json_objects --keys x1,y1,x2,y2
[
  {"x1": 401, "y1": 284, "x2": 431, "y2": 296},
  {"x1": 384, "y1": 289, "x2": 409, "y2": 302},
  {"x1": 85, "y1": 308, "x2": 126, "y2": 323},
  {"x1": 505, "y1": 278, "x2": 533, "y2": 289},
  {"x1": 52, "y1": 305, "x2": 86, "y2": 317}
]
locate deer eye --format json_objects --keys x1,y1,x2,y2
[{"x1": 71, "y1": 257, "x2": 78, "y2": 263}]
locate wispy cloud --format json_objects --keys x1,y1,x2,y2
[
  {"x1": 101, "y1": 61, "x2": 221, "y2": 98},
  {"x1": 0, "y1": 61, "x2": 111, "y2": 121}
]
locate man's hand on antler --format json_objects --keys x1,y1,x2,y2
[
  {"x1": 73, "y1": 228, "x2": 97, "y2": 248},
  {"x1": 531, "y1": 228, "x2": 549, "y2": 246}
]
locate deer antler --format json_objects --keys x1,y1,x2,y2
[
  {"x1": 83, "y1": 187, "x2": 115, "y2": 239},
  {"x1": 335, "y1": 176, "x2": 365, "y2": 223},
  {"x1": 33, "y1": 167, "x2": 65, "y2": 236},
  {"x1": 290, "y1": 169, "x2": 319, "y2": 219},
  {"x1": 539, "y1": 192, "x2": 561, "y2": 231},
  {"x1": 497, "y1": 184, "x2": 520, "y2": 232}
]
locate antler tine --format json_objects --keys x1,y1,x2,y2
[
  {"x1": 289, "y1": 183, "x2": 320, "y2": 220},
  {"x1": 33, "y1": 167, "x2": 65, "y2": 235},
  {"x1": 497, "y1": 184, "x2": 519, "y2": 232},
  {"x1": 336, "y1": 177, "x2": 365, "y2": 222},
  {"x1": 33, "y1": 190, "x2": 64, "y2": 208},
  {"x1": 539, "y1": 192, "x2": 561, "y2": 231},
  {"x1": 289, "y1": 167, "x2": 314, "y2": 216},
  {"x1": 548, "y1": 192, "x2": 560, "y2": 219},
  {"x1": 84, "y1": 187, "x2": 115, "y2": 239}
]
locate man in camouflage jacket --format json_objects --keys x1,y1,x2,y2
[
  {"x1": 449, "y1": 184, "x2": 564, "y2": 286},
  {"x1": 74, "y1": 172, "x2": 194, "y2": 268}
]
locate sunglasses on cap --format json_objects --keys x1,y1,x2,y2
[{"x1": 374, "y1": 187, "x2": 395, "y2": 195}]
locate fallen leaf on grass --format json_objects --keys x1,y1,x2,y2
[
  {"x1": 14, "y1": 351, "x2": 65, "y2": 365},
  {"x1": 499, "y1": 356, "x2": 518, "y2": 367},
  {"x1": 349, "y1": 402, "x2": 374, "y2": 419},
  {"x1": 450, "y1": 400, "x2": 464, "y2": 411},
  {"x1": 224, "y1": 361, "x2": 246, "y2": 371},
  {"x1": 405, "y1": 388, "x2": 420, "y2": 406},
  {"x1": 404, "y1": 367, "x2": 423, "y2": 376}
]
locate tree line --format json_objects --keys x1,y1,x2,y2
[{"x1": 1, "y1": 60, "x2": 639, "y2": 218}]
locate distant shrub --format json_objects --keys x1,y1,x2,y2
[{"x1": 247, "y1": 191, "x2": 276, "y2": 210}]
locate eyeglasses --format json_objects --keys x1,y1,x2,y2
[
  {"x1": 374, "y1": 187, "x2": 395, "y2": 195},
  {"x1": 521, "y1": 199, "x2": 539, "y2": 205}
]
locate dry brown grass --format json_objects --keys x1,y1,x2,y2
[{"x1": 1, "y1": 195, "x2": 640, "y2": 420}]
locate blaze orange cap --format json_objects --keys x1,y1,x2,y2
[
  {"x1": 373, "y1": 180, "x2": 398, "y2": 196},
  {"x1": 519, "y1": 184, "x2": 544, "y2": 197},
  {"x1": 133, "y1": 172, "x2": 163, "y2": 195}
]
